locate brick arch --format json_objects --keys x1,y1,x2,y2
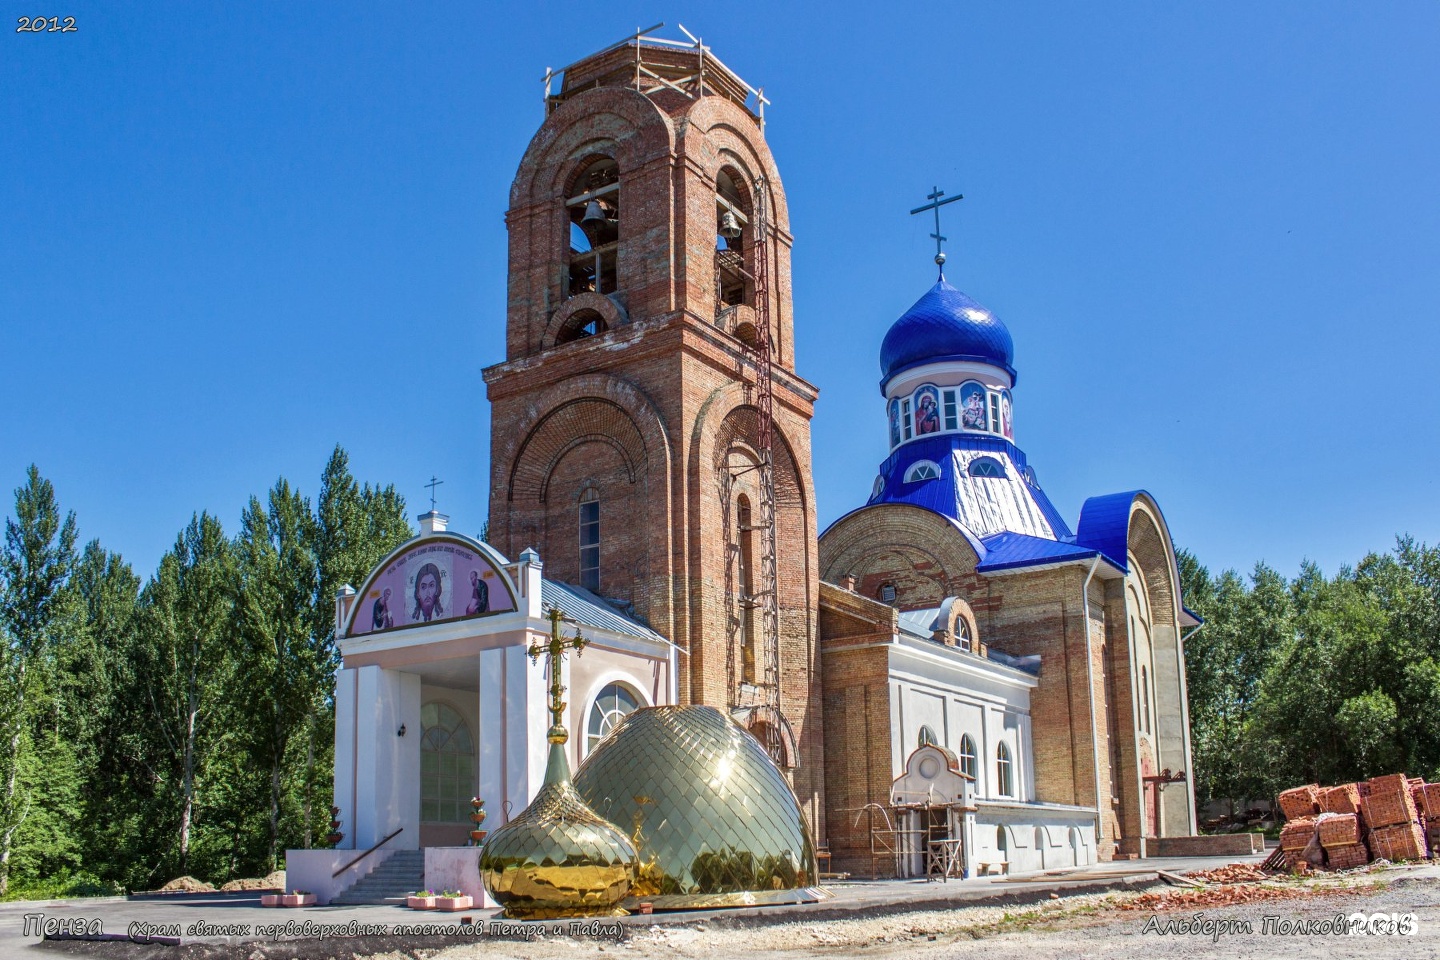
[
  {"x1": 1126, "y1": 498, "x2": 1177, "y2": 629},
  {"x1": 819, "y1": 503, "x2": 980, "y2": 596},
  {"x1": 492, "y1": 372, "x2": 672, "y2": 493},
  {"x1": 682, "y1": 97, "x2": 791, "y2": 233},
  {"x1": 542, "y1": 292, "x2": 629, "y2": 348},
  {"x1": 508, "y1": 399, "x2": 648, "y2": 504},
  {"x1": 510, "y1": 87, "x2": 675, "y2": 206}
]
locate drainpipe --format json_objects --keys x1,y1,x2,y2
[{"x1": 1081, "y1": 555, "x2": 1104, "y2": 844}]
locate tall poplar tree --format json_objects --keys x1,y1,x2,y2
[
  {"x1": 0, "y1": 467, "x2": 78, "y2": 896},
  {"x1": 132, "y1": 513, "x2": 237, "y2": 877}
]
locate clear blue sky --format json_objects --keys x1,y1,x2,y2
[{"x1": 3, "y1": 2, "x2": 1437, "y2": 585}]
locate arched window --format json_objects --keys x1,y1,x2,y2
[
  {"x1": 586, "y1": 682, "x2": 639, "y2": 755},
  {"x1": 556, "y1": 308, "x2": 607, "y2": 345},
  {"x1": 956, "y1": 616, "x2": 973, "y2": 652},
  {"x1": 421, "y1": 703, "x2": 475, "y2": 824},
  {"x1": 968, "y1": 457, "x2": 1006, "y2": 479},
  {"x1": 996, "y1": 741, "x2": 1013, "y2": 797},
  {"x1": 566, "y1": 156, "x2": 620, "y2": 297},
  {"x1": 578, "y1": 489, "x2": 600, "y2": 592},
  {"x1": 714, "y1": 168, "x2": 753, "y2": 313},
  {"x1": 737, "y1": 494, "x2": 757, "y2": 683},
  {"x1": 917, "y1": 725, "x2": 939, "y2": 748},
  {"x1": 959, "y1": 734, "x2": 977, "y2": 781},
  {"x1": 904, "y1": 460, "x2": 941, "y2": 483}
]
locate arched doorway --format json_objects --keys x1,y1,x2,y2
[{"x1": 420, "y1": 702, "x2": 476, "y2": 846}]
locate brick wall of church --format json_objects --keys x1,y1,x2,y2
[{"x1": 817, "y1": 587, "x2": 895, "y2": 876}]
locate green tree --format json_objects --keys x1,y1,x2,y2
[
  {"x1": 0, "y1": 466, "x2": 78, "y2": 896},
  {"x1": 132, "y1": 513, "x2": 237, "y2": 876},
  {"x1": 235, "y1": 482, "x2": 319, "y2": 871}
]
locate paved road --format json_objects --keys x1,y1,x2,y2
[{"x1": 9, "y1": 852, "x2": 1410, "y2": 960}]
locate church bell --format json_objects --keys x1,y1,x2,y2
[
  {"x1": 718, "y1": 210, "x2": 743, "y2": 240},
  {"x1": 581, "y1": 199, "x2": 606, "y2": 224}
]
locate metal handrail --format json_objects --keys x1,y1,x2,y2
[{"x1": 332, "y1": 827, "x2": 403, "y2": 878}]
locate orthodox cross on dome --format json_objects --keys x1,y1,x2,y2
[
  {"x1": 529, "y1": 607, "x2": 590, "y2": 744},
  {"x1": 425, "y1": 475, "x2": 444, "y2": 512},
  {"x1": 910, "y1": 185, "x2": 964, "y2": 274}
]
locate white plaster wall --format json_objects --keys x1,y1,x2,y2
[
  {"x1": 332, "y1": 668, "x2": 358, "y2": 849},
  {"x1": 353, "y1": 666, "x2": 421, "y2": 850}
]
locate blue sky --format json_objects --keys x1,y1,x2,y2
[{"x1": 3, "y1": 2, "x2": 1437, "y2": 584}]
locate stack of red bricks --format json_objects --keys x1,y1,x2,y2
[
  {"x1": 1362, "y1": 774, "x2": 1426, "y2": 862},
  {"x1": 1277, "y1": 773, "x2": 1434, "y2": 869},
  {"x1": 1416, "y1": 782, "x2": 1440, "y2": 857}
]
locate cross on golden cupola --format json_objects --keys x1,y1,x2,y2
[{"x1": 529, "y1": 607, "x2": 590, "y2": 744}]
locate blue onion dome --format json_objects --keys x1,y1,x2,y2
[{"x1": 879, "y1": 278, "x2": 1016, "y2": 385}]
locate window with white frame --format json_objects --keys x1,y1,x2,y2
[
  {"x1": 989, "y1": 392, "x2": 1002, "y2": 434},
  {"x1": 968, "y1": 457, "x2": 1006, "y2": 479},
  {"x1": 917, "y1": 725, "x2": 939, "y2": 748},
  {"x1": 586, "y1": 682, "x2": 639, "y2": 755},
  {"x1": 959, "y1": 734, "x2": 977, "y2": 781},
  {"x1": 942, "y1": 389, "x2": 958, "y2": 431},
  {"x1": 901, "y1": 398, "x2": 913, "y2": 441},
  {"x1": 904, "y1": 460, "x2": 940, "y2": 483},
  {"x1": 996, "y1": 741, "x2": 1014, "y2": 797}
]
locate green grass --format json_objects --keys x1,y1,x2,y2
[{"x1": 1, "y1": 872, "x2": 125, "y2": 902}]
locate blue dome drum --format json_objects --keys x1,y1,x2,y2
[{"x1": 879, "y1": 279, "x2": 1016, "y2": 386}]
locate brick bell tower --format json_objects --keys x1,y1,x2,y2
[{"x1": 482, "y1": 30, "x2": 825, "y2": 831}]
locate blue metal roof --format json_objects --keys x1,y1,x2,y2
[
  {"x1": 869, "y1": 433, "x2": 1074, "y2": 541},
  {"x1": 541, "y1": 580, "x2": 669, "y2": 645},
  {"x1": 879, "y1": 278, "x2": 1017, "y2": 387},
  {"x1": 976, "y1": 532, "x2": 1103, "y2": 573},
  {"x1": 1074, "y1": 491, "x2": 1148, "y2": 572}
]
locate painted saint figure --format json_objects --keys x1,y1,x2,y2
[
  {"x1": 915, "y1": 386, "x2": 940, "y2": 435},
  {"x1": 960, "y1": 383, "x2": 988, "y2": 430},
  {"x1": 466, "y1": 569, "x2": 489, "y2": 616},
  {"x1": 412, "y1": 563, "x2": 445, "y2": 622},
  {"x1": 371, "y1": 587, "x2": 394, "y2": 631}
]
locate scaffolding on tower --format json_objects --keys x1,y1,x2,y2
[{"x1": 719, "y1": 176, "x2": 785, "y2": 767}]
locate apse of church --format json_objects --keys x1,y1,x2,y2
[{"x1": 481, "y1": 39, "x2": 825, "y2": 828}]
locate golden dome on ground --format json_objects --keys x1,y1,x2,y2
[
  {"x1": 573, "y1": 705, "x2": 824, "y2": 909},
  {"x1": 480, "y1": 739, "x2": 638, "y2": 919}
]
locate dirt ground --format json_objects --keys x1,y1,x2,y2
[{"x1": 28, "y1": 865, "x2": 1439, "y2": 960}]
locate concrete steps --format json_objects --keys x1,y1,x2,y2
[{"x1": 330, "y1": 849, "x2": 426, "y2": 905}]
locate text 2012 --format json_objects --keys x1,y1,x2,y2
[{"x1": 16, "y1": 17, "x2": 77, "y2": 32}]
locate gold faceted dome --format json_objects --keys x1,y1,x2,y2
[
  {"x1": 573, "y1": 705, "x2": 824, "y2": 909},
  {"x1": 480, "y1": 743, "x2": 638, "y2": 919}
]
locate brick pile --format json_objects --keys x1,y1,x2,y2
[{"x1": 1278, "y1": 772, "x2": 1433, "y2": 869}]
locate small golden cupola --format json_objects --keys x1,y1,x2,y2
[{"x1": 479, "y1": 609, "x2": 638, "y2": 919}]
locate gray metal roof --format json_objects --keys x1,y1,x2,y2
[{"x1": 540, "y1": 580, "x2": 670, "y2": 645}]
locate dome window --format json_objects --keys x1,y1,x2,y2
[
  {"x1": 968, "y1": 457, "x2": 1006, "y2": 479},
  {"x1": 942, "y1": 389, "x2": 959, "y2": 431},
  {"x1": 871, "y1": 475, "x2": 885, "y2": 498},
  {"x1": 904, "y1": 460, "x2": 941, "y2": 483}
]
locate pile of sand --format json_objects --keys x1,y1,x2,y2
[
  {"x1": 158, "y1": 875, "x2": 216, "y2": 893},
  {"x1": 220, "y1": 870, "x2": 285, "y2": 892}
]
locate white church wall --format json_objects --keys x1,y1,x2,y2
[
  {"x1": 353, "y1": 666, "x2": 421, "y2": 850},
  {"x1": 332, "y1": 668, "x2": 357, "y2": 848}
]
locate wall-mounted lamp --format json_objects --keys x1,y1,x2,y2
[{"x1": 397, "y1": 724, "x2": 407, "y2": 738}]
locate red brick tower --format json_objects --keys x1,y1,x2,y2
[{"x1": 483, "y1": 33, "x2": 825, "y2": 832}]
